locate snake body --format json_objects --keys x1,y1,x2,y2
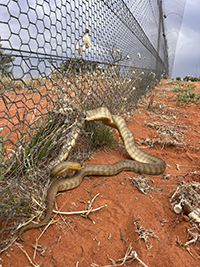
[{"x1": 19, "y1": 107, "x2": 166, "y2": 241}]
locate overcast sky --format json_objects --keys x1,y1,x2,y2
[{"x1": 172, "y1": 0, "x2": 200, "y2": 78}]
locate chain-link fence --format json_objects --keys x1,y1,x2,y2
[{"x1": 0, "y1": 0, "x2": 171, "y2": 248}]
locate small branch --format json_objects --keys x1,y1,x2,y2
[
  {"x1": 15, "y1": 242, "x2": 39, "y2": 267},
  {"x1": 91, "y1": 243, "x2": 149, "y2": 267},
  {"x1": 93, "y1": 178, "x2": 107, "y2": 188},
  {"x1": 53, "y1": 193, "x2": 107, "y2": 218},
  {"x1": 0, "y1": 236, "x2": 18, "y2": 254},
  {"x1": 53, "y1": 205, "x2": 107, "y2": 215}
]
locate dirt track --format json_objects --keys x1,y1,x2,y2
[{"x1": 1, "y1": 80, "x2": 200, "y2": 267}]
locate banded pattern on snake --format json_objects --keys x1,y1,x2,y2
[{"x1": 19, "y1": 107, "x2": 166, "y2": 241}]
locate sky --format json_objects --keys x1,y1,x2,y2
[{"x1": 172, "y1": 0, "x2": 200, "y2": 78}]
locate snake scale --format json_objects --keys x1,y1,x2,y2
[{"x1": 19, "y1": 107, "x2": 166, "y2": 241}]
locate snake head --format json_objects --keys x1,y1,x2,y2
[{"x1": 50, "y1": 161, "x2": 85, "y2": 177}]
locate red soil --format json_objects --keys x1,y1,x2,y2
[{"x1": 1, "y1": 80, "x2": 200, "y2": 267}]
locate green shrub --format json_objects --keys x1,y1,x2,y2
[
  {"x1": 84, "y1": 121, "x2": 117, "y2": 149},
  {"x1": 173, "y1": 83, "x2": 200, "y2": 105}
]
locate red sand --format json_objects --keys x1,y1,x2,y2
[{"x1": 1, "y1": 80, "x2": 200, "y2": 267}]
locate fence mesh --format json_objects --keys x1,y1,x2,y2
[{"x1": 0, "y1": 0, "x2": 181, "y2": 248}]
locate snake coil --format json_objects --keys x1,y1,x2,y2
[{"x1": 19, "y1": 107, "x2": 166, "y2": 241}]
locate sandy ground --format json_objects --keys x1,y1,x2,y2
[{"x1": 1, "y1": 80, "x2": 200, "y2": 267}]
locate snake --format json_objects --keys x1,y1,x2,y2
[{"x1": 19, "y1": 107, "x2": 166, "y2": 241}]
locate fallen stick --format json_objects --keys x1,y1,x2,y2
[
  {"x1": 53, "y1": 193, "x2": 107, "y2": 216},
  {"x1": 53, "y1": 204, "x2": 107, "y2": 215}
]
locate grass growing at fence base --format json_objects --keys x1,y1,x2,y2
[
  {"x1": 0, "y1": 112, "x2": 69, "y2": 219},
  {"x1": 0, "y1": 110, "x2": 117, "y2": 220},
  {"x1": 84, "y1": 121, "x2": 117, "y2": 150}
]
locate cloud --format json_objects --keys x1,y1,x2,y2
[{"x1": 172, "y1": 0, "x2": 200, "y2": 78}]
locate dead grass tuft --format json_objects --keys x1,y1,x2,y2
[
  {"x1": 128, "y1": 175, "x2": 162, "y2": 194},
  {"x1": 134, "y1": 220, "x2": 159, "y2": 250}
]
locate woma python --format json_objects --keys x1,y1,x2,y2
[{"x1": 19, "y1": 107, "x2": 166, "y2": 241}]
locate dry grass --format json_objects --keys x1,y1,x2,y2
[
  {"x1": 128, "y1": 175, "x2": 162, "y2": 194},
  {"x1": 91, "y1": 243, "x2": 149, "y2": 267},
  {"x1": 134, "y1": 220, "x2": 159, "y2": 250},
  {"x1": 171, "y1": 181, "x2": 200, "y2": 256},
  {"x1": 0, "y1": 75, "x2": 54, "y2": 93}
]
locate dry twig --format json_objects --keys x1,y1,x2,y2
[
  {"x1": 91, "y1": 243, "x2": 149, "y2": 267},
  {"x1": 170, "y1": 181, "x2": 200, "y2": 210},
  {"x1": 15, "y1": 242, "x2": 39, "y2": 267},
  {"x1": 52, "y1": 193, "x2": 107, "y2": 222},
  {"x1": 128, "y1": 175, "x2": 161, "y2": 194},
  {"x1": 134, "y1": 220, "x2": 159, "y2": 250}
]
